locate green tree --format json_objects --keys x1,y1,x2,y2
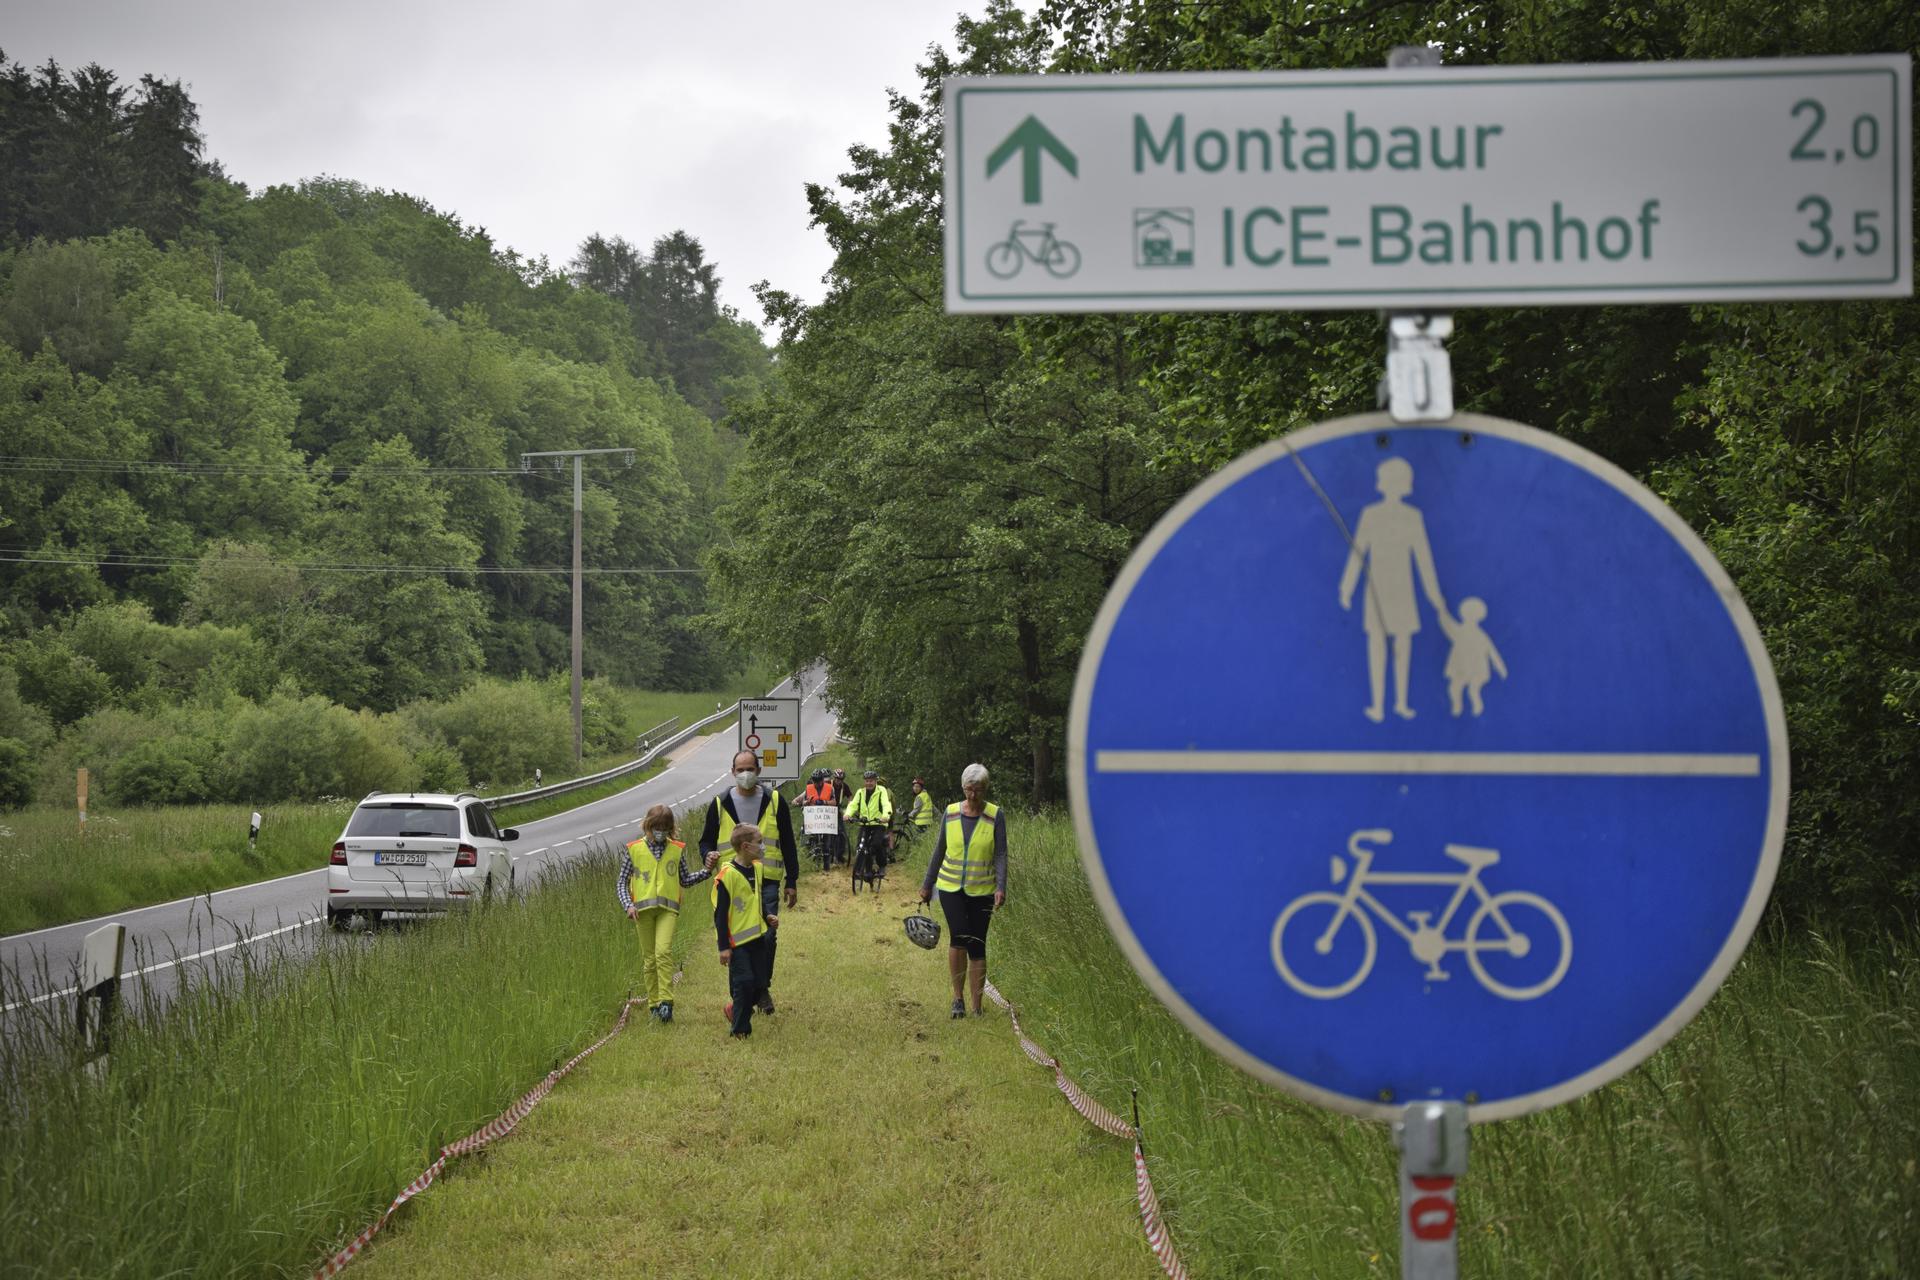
[
  {"x1": 0, "y1": 237, "x2": 129, "y2": 377},
  {"x1": 714, "y1": 3, "x2": 1195, "y2": 804},
  {"x1": 316, "y1": 436, "x2": 486, "y2": 708}
]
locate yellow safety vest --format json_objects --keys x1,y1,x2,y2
[
  {"x1": 908, "y1": 791, "x2": 935, "y2": 828},
  {"x1": 845, "y1": 785, "x2": 892, "y2": 824},
  {"x1": 625, "y1": 837, "x2": 690, "y2": 913},
  {"x1": 935, "y1": 802, "x2": 1000, "y2": 896},
  {"x1": 715, "y1": 788, "x2": 790, "y2": 882},
  {"x1": 717, "y1": 860, "x2": 767, "y2": 945}
]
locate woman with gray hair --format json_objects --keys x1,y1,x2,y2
[{"x1": 918, "y1": 762, "x2": 1008, "y2": 1018}]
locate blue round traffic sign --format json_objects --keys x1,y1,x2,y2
[{"x1": 1070, "y1": 412, "x2": 1786, "y2": 1120}]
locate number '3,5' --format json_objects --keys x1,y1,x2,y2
[{"x1": 1797, "y1": 196, "x2": 1880, "y2": 258}]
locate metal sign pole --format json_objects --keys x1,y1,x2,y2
[
  {"x1": 1396, "y1": 1101, "x2": 1469, "y2": 1279},
  {"x1": 1380, "y1": 51, "x2": 1465, "y2": 1271}
]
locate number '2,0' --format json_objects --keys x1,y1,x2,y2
[{"x1": 1791, "y1": 99, "x2": 1881, "y2": 161}]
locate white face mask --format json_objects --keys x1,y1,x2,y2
[{"x1": 734, "y1": 769, "x2": 759, "y2": 790}]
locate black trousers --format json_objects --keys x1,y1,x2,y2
[
  {"x1": 759, "y1": 877, "x2": 781, "y2": 991},
  {"x1": 728, "y1": 936, "x2": 770, "y2": 1035}
]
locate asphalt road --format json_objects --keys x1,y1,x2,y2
[{"x1": 0, "y1": 672, "x2": 838, "y2": 1029}]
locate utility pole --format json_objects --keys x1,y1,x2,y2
[{"x1": 521, "y1": 447, "x2": 636, "y2": 763}]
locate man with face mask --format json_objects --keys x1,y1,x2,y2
[{"x1": 699, "y1": 749, "x2": 799, "y2": 1014}]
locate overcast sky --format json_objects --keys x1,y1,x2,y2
[{"x1": 7, "y1": 0, "x2": 986, "y2": 327}]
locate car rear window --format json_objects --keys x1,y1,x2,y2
[{"x1": 345, "y1": 805, "x2": 461, "y2": 838}]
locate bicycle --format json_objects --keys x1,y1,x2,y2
[
  {"x1": 849, "y1": 820, "x2": 890, "y2": 894},
  {"x1": 807, "y1": 830, "x2": 835, "y2": 874},
  {"x1": 985, "y1": 221, "x2": 1082, "y2": 280},
  {"x1": 1270, "y1": 828, "x2": 1572, "y2": 1001}
]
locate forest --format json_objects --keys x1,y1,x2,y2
[
  {"x1": 0, "y1": 49, "x2": 771, "y2": 805},
  {"x1": 710, "y1": 0, "x2": 1920, "y2": 922}
]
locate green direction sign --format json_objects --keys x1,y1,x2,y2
[
  {"x1": 942, "y1": 56, "x2": 1913, "y2": 313},
  {"x1": 986, "y1": 115, "x2": 1078, "y2": 204}
]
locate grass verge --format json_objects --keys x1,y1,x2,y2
[
  {"x1": 0, "y1": 800, "x2": 351, "y2": 936},
  {"x1": 0, "y1": 832, "x2": 1154, "y2": 1278},
  {"x1": 992, "y1": 813, "x2": 1920, "y2": 1278}
]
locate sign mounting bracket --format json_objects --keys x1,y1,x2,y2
[{"x1": 1381, "y1": 45, "x2": 1455, "y2": 425}]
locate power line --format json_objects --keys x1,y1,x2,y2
[
  {"x1": 0, "y1": 454, "x2": 584, "y2": 480},
  {"x1": 0, "y1": 551, "x2": 701, "y2": 576}
]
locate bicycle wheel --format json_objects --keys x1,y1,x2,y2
[
  {"x1": 1043, "y1": 240, "x2": 1082, "y2": 278},
  {"x1": 985, "y1": 241, "x2": 1023, "y2": 279},
  {"x1": 1271, "y1": 892, "x2": 1376, "y2": 999},
  {"x1": 1465, "y1": 891, "x2": 1572, "y2": 1000}
]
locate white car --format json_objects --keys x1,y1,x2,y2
[{"x1": 325, "y1": 792, "x2": 519, "y2": 929}]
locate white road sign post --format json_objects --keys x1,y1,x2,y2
[{"x1": 945, "y1": 54, "x2": 1912, "y2": 314}]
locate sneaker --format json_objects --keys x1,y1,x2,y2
[
  {"x1": 973, "y1": 1006, "x2": 985, "y2": 1017},
  {"x1": 657, "y1": 1002, "x2": 673, "y2": 1024},
  {"x1": 951, "y1": 998, "x2": 966, "y2": 1020},
  {"x1": 730, "y1": 1030, "x2": 750, "y2": 1039},
  {"x1": 757, "y1": 995, "x2": 775, "y2": 1016}
]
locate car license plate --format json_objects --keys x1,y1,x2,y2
[{"x1": 374, "y1": 851, "x2": 428, "y2": 866}]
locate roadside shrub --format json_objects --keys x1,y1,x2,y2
[
  {"x1": 414, "y1": 678, "x2": 569, "y2": 790},
  {"x1": 105, "y1": 735, "x2": 216, "y2": 806},
  {"x1": 10, "y1": 639, "x2": 113, "y2": 726},
  {"x1": 218, "y1": 693, "x2": 420, "y2": 801},
  {"x1": 0, "y1": 738, "x2": 32, "y2": 810},
  {"x1": 33, "y1": 706, "x2": 167, "y2": 805}
]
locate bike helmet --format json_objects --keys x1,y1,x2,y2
[{"x1": 903, "y1": 905, "x2": 941, "y2": 950}]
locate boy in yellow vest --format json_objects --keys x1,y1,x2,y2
[
  {"x1": 714, "y1": 823, "x2": 777, "y2": 1038},
  {"x1": 619, "y1": 803, "x2": 719, "y2": 1024}
]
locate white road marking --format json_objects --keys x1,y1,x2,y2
[
  {"x1": 0, "y1": 867, "x2": 325, "y2": 943},
  {"x1": 1095, "y1": 750, "x2": 1761, "y2": 777},
  {"x1": 2, "y1": 918, "x2": 322, "y2": 1013}
]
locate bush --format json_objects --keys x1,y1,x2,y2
[
  {"x1": 105, "y1": 735, "x2": 216, "y2": 806},
  {"x1": 218, "y1": 693, "x2": 420, "y2": 802},
  {"x1": 0, "y1": 738, "x2": 32, "y2": 810},
  {"x1": 414, "y1": 679, "x2": 570, "y2": 790}
]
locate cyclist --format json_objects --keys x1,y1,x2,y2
[
  {"x1": 843, "y1": 767, "x2": 894, "y2": 883},
  {"x1": 802, "y1": 767, "x2": 838, "y2": 868}
]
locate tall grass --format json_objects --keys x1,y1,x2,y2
[
  {"x1": 0, "y1": 849, "x2": 643, "y2": 1278},
  {"x1": 0, "y1": 801, "x2": 352, "y2": 936},
  {"x1": 992, "y1": 814, "x2": 1920, "y2": 1278}
]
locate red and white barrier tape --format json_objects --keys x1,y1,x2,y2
[
  {"x1": 313, "y1": 997, "x2": 645, "y2": 1278},
  {"x1": 984, "y1": 980, "x2": 1191, "y2": 1279}
]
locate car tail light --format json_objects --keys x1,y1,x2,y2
[
  {"x1": 330, "y1": 842, "x2": 347, "y2": 865},
  {"x1": 454, "y1": 844, "x2": 477, "y2": 867}
]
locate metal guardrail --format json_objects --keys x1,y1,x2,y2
[
  {"x1": 479, "y1": 676, "x2": 817, "y2": 810},
  {"x1": 634, "y1": 715, "x2": 680, "y2": 754},
  {"x1": 481, "y1": 703, "x2": 736, "y2": 809}
]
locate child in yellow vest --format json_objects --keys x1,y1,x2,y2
[
  {"x1": 714, "y1": 823, "x2": 777, "y2": 1038},
  {"x1": 619, "y1": 804, "x2": 719, "y2": 1024}
]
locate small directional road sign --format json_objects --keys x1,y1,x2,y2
[
  {"x1": 1070, "y1": 412, "x2": 1787, "y2": 1120},
  {"x1": 737, "y1": 697, "x2": 801, "y2": 783}
]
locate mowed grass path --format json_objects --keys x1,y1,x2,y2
[{"x1": 350, "y1": 855, "x2": 1155, "y2": 1279}]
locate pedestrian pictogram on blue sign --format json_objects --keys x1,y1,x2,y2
[{"x1": 1069, "y1": 412, "x2": 1787, "y2": 1121}]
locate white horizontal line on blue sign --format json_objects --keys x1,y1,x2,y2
[{"x1": 1094, "y1": 751, "x2": 1761, "y2": 777}]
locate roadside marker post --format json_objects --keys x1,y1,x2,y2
[
  {"x1": 75, "y1": 922, "x2": 125, "y2": 1079},
  {"x1": 76, "y1": 766, "x2": 88, "y2": 836},
  {"x1": 937, "y1": 43, "x2": 1905, "y2": 1277}
]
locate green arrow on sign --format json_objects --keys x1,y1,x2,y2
[{"x1": 986, "y1": 115, "x2": 1077, "y2": 205}]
